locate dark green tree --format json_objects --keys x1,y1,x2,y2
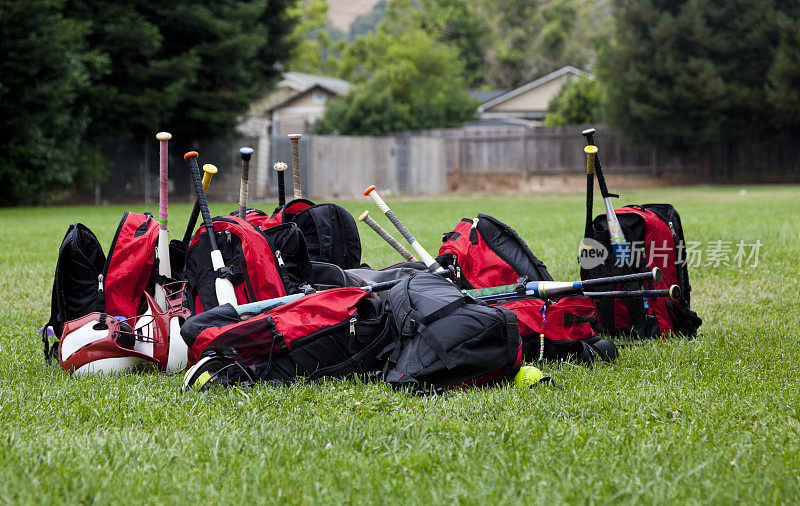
[
  {"x1": 600, "y1": 0, "x2": 778, "y2": 175},
  {"x1": 544, "y1": 76, "x2": 603, "y2": 126},
  {"x1": 0, "y1": 0, "x2": 105, "y2": 205},
  {"x1": 69, "y1": 0, "x2": 296, "y2": 144},
  {"x1": 767, "y1": 6, "x2": 800, "y2": 129}
]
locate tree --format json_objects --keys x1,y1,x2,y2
[
  {"x1": 68, "y1": 0, "x2": 296, "y2": 144},
  {"x1": 284, "y1": 0, "x2": 347, "y2": 76},
  {"x1": 767, "y1": 7, "x2": 800, "y2": 129},
  {"x1": 600, "y1": 0, "x2": 779, "y2": 176},
  {"x1": 544, "y1": 76, "x2": 603, "y2": 126},
  {"x1": 0, "y1": 0, "x2": 105, "y2": 205},
  {"x1": 314, "y1": 28, "x2": 479, "y2": 135},
  {"x1": 380, "y1": 0, "x2": 492, "y2": 88},
  {"x1": 476, "y1": 0, "x2": 607, "y2": 89}
]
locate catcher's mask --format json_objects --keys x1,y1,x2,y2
[{"x1": 59, "y1": 284, "x2": 191, "y2": 375}]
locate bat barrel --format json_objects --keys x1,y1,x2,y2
[
  {"x1": 364, "y1": 185, "x2": 443, "y2": 272},
  {"x1": 580, "y1": 267, "x2": 661, "y2": 290},
  {"x1": 358, "y1": 210, "x2": 418, "y2": 262}
]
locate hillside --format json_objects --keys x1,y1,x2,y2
[{"x1": 327, "y1": 0, "x2": 383, "y2": 32}]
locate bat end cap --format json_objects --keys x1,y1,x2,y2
[
  {"x1": 273, "y1": 162, "x2": 287, "y2": 171},
  {"x1": 239, "y1": 147, "x2": 254, "y2": 159},
  {"x1": 669, "y1": 285, "x2": 682, "y2": 301},
  {"x1": 202, "y1": 164, "x2": 218, "y2": 174},
  {"x1": 364, "y1": 185, "x2": 376, "y2": 196},
  {"x1": 358, "y1": 210, "x2": 369, "y2": 221},
  {"x1": 584, "y1": 145, "x2": 598, "y2": 154},
  {"x1": 184, "y1": 151, "x2": 199, "y2": 160},
  {"x1": 581, "y1": 128, "x2": 596, "y2": 136},
  {"x1": 156, "y1": 132, "x2": 172, "y2": 141},
  {"x1": 651, "y1": 267, "x2": 662, "y2": 285},
  {"x1": 288, "y1": 134, "x2": 302, "y2": 140}
]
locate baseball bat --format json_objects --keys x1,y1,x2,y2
[
  {"x1": 363, "y1": 185, "x2": 444, "y2": 273},
  {"x1": 182, "y1": 163, "x2": 218, "y2": 245},
  {"x1": 232, "y1": 268, "x2": 665, "y2": 315},
  {"x1": 358, "y1": 210, "x2": 418, "y2": 262},
  {"x1": 289, "y1": 134, "x2": 302, "y2": 198},
  {"x1": 155, "y1": 132, "x2": 172, "y2": 311},
  {"x1": 583, "y1": 285, "x2": 681, "y2": 301},
  {"x1": 274, "y1": 162, "x2": 287, "y2": 207},
  {"x1": 585, "y1": 144, "x2": 628, "y2": 264},
  {"x1": 185, "y1": 152, "x2": 237, "y2": 306},
  {"x1": 472, "y1": 267, "x2": 662, "y2": 302},
  {"x1": 584, "y1": 144, "x2": 596, "y2": 239},
  {"x1": 238, "y1": 147, "x2": 253, "y2": 220},
  {"x1": 581, "y1": 128, "x2": 618, "y2": 200}
]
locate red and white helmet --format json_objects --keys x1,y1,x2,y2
[{"x1": 59, "y1": 284, "x2": 191, "y2": 375}]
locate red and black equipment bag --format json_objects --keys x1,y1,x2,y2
[
  {"x1": 437, "y1": 213, "x2": 552, "y2": 290},
  {"x1": 44, "y1": 212, "x2": 161, "y2": 359},
  {"x1": 180, "y1": 287, "x2": 392, "y2": 385},
  {"x1": 183, "y1": 215, "x2": 312, "y2": 314},
  {"x1": 380, "y1": 273, "x2": 522, "y2": 394},
  {"x1": 259, "y1": 199, "x2": 362, "y2": 270},
  {"x1": 584, "y1": 204, "x2": 702, "y2": 337},
  {"x1": 498, "y1": 296, "x2": 617, "y2": 365}
]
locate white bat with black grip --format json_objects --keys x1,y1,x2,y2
[
  {"x1": 363, "y1": 185, "x2": 444, "y2": 273},
  {"x1": 184, "y1": 151, "x2": 238, "y2": 306}
]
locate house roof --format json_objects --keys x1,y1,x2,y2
[
  {"x1": 280, "y1": 71, "x2": 352, "y2": 96},
  {"x1": 477, "y1": 66, "x2": 592, "y2": 113},
  {"x1": 468, "y1": 89, "x2": 509, "y2": 103}
]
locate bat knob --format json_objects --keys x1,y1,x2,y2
[
  {"x1": 358, "y1": 210, "x2": 369, "y2": 221},
  {"x1": 364, "y1": 185, "x2": 376, "y2": 196},
  {"x1": 273, "y1": 162, "x2": 287, "y2": 172},
  {"x1": 184, "y1": 151, "x2": 199, "y2": 160},
  {"x1": 581, "y1": 128, "x2": 596, "y2": 137},
  {"x1": 239, "y1": 147, "x2": 254, "y2": 161},
  {"x1": 156, "y1": 132, "x2": 172, "y2": 141},
  {"x1": 288, "y1": 133, "x2": 302, "y2": 141},
  {"x1": 202, "y1": 164, "x2": 218, "y2": 174},
  {"x1": 584, "y1": 145, "x2": 598, "y2": 154},
  {"x1": 668, "y1": 285, "x2": 682, "y2": 301},
  {"x1": 651, "y1": 267, "x2": 662, "y2": 285}
]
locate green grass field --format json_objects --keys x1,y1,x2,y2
[{"x1": 1, "y1": 185, "x2": 799, "y2": 504}]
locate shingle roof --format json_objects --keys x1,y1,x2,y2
[{"x1": 280, "y1": 71, "x2": 352, "y2": 96}]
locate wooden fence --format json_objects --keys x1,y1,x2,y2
[{"x1": 95, "y1": 125, "x2": 800, "y2": 203}]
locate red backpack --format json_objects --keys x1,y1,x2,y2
[
  {"x1": 437, "y1": 213, "x2": 552, "y2": 289},
  {"x1": 43, "y1": 212, "x2": 161, "y2": 360},
  {"x1": 183, "y1": 216, "x2": 312, "y2": 314},
  {"x1": 584, "y1": 204, "x2": 702, "y2": 337},
  {"x1": 498, "y1": 296, "x2": 615, "y2": 365},
  {"x1": 180, "y1": 287, "x2": 392, "y2": 388}
]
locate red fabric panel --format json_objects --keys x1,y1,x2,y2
[
  {"x1": 269, "y1": 287, "x2": 371, "y2": 347},
  {"x1": 500, "y1": 297, "x2": 597, "y2": 342},
  {"x1": 438, "y1": 220, "x2": 518, "y2": 288},
  {"x1": 104, "y1": 213, "x2": 158, "y2": 318},
  {"x1": 189, "y1": 312, "x2": 277, "y2": 364},
  {"x1": 189, "y1": 217, "x2": 286, "y2": 304},
  {"x1": 599, "y1": 207, "x2": 676, "y2": 334}
]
